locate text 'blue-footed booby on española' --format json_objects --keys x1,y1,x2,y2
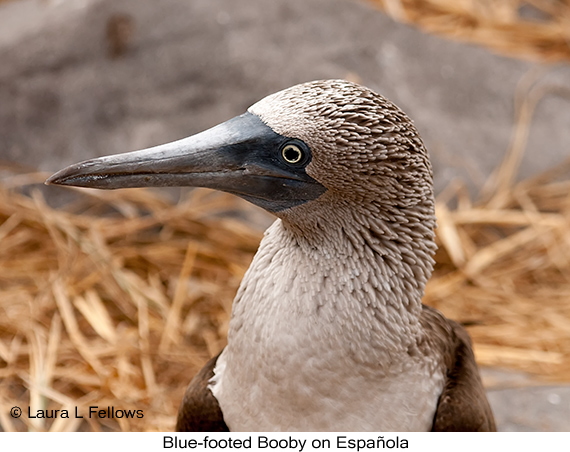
[{"x1": 47, "y1": 80, "x2": 496, "y2": 432}]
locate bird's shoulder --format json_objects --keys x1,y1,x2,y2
[
  {"x1": 176, "y1": 351, "x2": 229, "y2": 432},
  {"x1": 420, "y1": 305, "x2": 496, "y2": 432}
]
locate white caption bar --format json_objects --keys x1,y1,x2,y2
[{"x1": 2, "y1": 432, "x2": 566, "y2": 451}]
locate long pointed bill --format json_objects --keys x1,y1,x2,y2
[{"x1": 46, "y1": 112, "x2": 326, "y2": 212}]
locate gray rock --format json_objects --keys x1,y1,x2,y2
[
  {"x1": 489, "y1": 386, "x2": 570, "y2": 432},
  {"x1": 482, "y1": 368, "x2": 570, "y2": 432},
  {"x1": 1, "y1": 0, "x2": 568, "y2": 195}
]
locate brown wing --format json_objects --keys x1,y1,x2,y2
[
  {"x1": 176, "y1": 351, "x2": 229, "y2": 432},
  {"x1": 421, "y1": 306, "x2": 496, "y2": 432}
]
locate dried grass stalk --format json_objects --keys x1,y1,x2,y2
[{"x1": 368, "y1": 0, "x2": 570, "y2": 62}]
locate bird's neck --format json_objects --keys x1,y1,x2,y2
[
  {"x1": 214, "y1": 210, "x2": 440, "y2": 431},
  {"x1": 227, "y1": 207, "x2": 436, "y2": 368}
]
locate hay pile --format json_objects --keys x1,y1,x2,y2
[
  {"x1": 0, "y1": 180, "x2": 262, "y2": 432},
  {"x1": 1, "y1": 148, "x2": 569, "y2": 431},
  {"x1": 427, "y1": 163, "x2": 570, "y2": 379},
  {"x1": 369, "y1": 0, "x2": 570, "y2": 62}
]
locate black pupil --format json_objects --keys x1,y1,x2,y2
[{"x1": 284, "y1": 146, "x2": 301, "y2": 162}]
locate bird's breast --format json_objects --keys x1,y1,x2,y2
[
  {"x1": 211, "y1": 346, "x2": 444, "y2": 431},
  {"x1": 208, "y1": 220, "x2": 444, "y2": 431}
]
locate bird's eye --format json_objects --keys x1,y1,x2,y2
[{"x1": 281, "y1": 144, "x2": 304, "y2": 164}]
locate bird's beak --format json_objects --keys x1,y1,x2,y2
[{"x1": 46, "y1": 112, "x2": 325, "y2": 212}]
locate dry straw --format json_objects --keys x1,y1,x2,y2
[
  {"x1": 1, "y1": 91, "x2": 569, "y2": 430},
  {"x1": 369, "y1": 0, "x2": 570, "y2": 62},
  {"x1": 0, "y1": 182, "x2": 263, "y2": 431}
]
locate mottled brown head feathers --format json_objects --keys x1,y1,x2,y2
[
  {"x1": 250, "y1": 80, "x2": 436, "y2": 286},
  {"x1": 250, "y1": 80, "x2": 434, "y2": 218}
]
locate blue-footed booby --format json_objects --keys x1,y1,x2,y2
[{"x1": 47, "y1": 80, "x2": 496, "y2": 432}]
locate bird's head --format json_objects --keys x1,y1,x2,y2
[{"x1": 47, "y1": 80, "x2": 435, "y2": 238}]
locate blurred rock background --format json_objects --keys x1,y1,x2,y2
[
  {"x1": 0, "y1": 0, "x2": 569, "y2": 432},
  {"x1": 1, "y1": 0, "x2": 568, "y2": 194}
]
